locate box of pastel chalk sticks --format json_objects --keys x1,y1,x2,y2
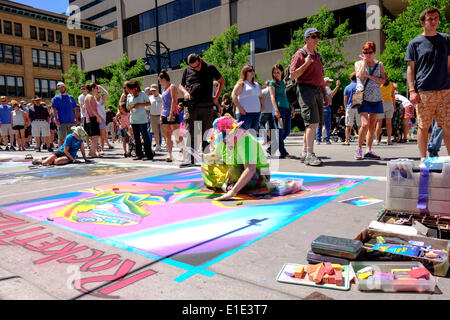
[{"x1": 351, "y1": 261, "x2": 436, "y2": 292}]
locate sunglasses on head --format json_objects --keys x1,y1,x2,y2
[{"x1": 363, "y1": 51, "x2": 374, "y2": 55}]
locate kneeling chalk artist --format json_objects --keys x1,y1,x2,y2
[{"x1": 34, "y1": 126, "x2": 91, "y2": 166}]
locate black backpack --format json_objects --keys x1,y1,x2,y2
[{"x1": 285, "y1": 49, "x2": 322, "y2": 107}]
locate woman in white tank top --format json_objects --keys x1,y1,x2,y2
[
  {"x1": 94, "y1": 84, "x2": 114, "y2": 154},
  {"x1": 232, "y1": 65, "x2": 266, "y2": 134}
]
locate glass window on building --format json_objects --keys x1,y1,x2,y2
[
  {"x1": 55, "y1": 53, "x2": 61, "y2": 69},
  {"x1": 0, "y1": 76, "x2": 5, "y2": 96},
  {"x1": 194, "y1": 0, "x2": 220, "y2": 12},
  {"x1": 269, "y1": 24, "x2": 292, "y2": 51},
  {"x1": 70, "y1": 54, "x2": 77, "y2": 66},
  {"x1": 69, "y1": 34, "x2": 75, "y2": 46},
  {"x1": 250, "y1": 29, "x2": 269, "y2": 53},
  {"x1": 14, "y1": 46, "x2": 22, "y2": 65},
  {"x1": 139, "y1": 10, "x2": 155, "y2": 32},
  {"x1": 3, "y1": 21, "x2": 12, "y2": 35},
  {"x1": 34, "y1": 79, "x2": 40, "y2": 96},
  {"x1": 334, "y1": 4, "x2": 367, "y2": 34},
  {"x1": 30, "y1": 26, "x2": 37, "y2": 40},
  {"x1": 16, "y1": 77, "x2": 24, "y2": 97},
  {"x1": 4, "y1": 45, "x2": 13, "y2": 64},
  {"x1": 166, "y1": 1, "x2": 181, "y2": 22},
  {"x1": 84, "y1": 37, "x2": 90, "y2": 49},
  {"x1": 39, "y1": 28, "x2": 46, "y2": 41},
  {"x1": 49, "y1": 80, "x2": 57, "y2": 97},
  {"x1": 32, "y1": 49, "x2": 39, "y2": 67},
  {"x1": 124, "y1": 15, "x2": 139, "y2": 37},
  {"x1": 56, "y1": 31, "x2": 62, "y2": 44},
  {"x1": 179, "y1": 0, "x2": 194, "y2": 19},
  {"x1": 6, "y1": 76, "x2": 15, "y2": 96},
  {"x1": 157, "y1": 6, "x2": 168, "y2": 26},
  {"x1": 39, "y1": 50, "x2": 48, "y2": 68},
  {"x1": 48, "y1": 29, "x2": 54, "y2": 43},
  {"x1": 41, "y1": 79, "x2": 49, "y2": 98},
  {"x1": 76, "y1": 35, "x2": 83, "y2": 48},
  {"x1": 0, "y1": 20, "x2": 2, "y2": 34},
  {"x1": 14, "y1": 23, "x2": 22, "y2": 37},
  {"x1": 170, "y1": 50, "x2": 182, "y2": 70},
  {"x1": 48, "y1": 51, "x2": 55, "y2": 69}
]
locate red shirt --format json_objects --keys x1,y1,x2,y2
[{"x1": 290, "y1": 46, "x2": 324, "y2": 87}]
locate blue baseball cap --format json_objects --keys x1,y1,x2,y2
[{"x1": 304, "y1": 28, "x2": 322, "y2": 38}]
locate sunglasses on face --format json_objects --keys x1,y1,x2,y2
[
  {"x1": 308, "y1": 35, "x2": 319, "y2": 39},
  {"x1": 190, "y1": 60, "x2": 201, "y2": 69},
  {"x1": 363, "y1": 51, "x2": 374, "y2": 55},
  {"x1": 247, "y1": 69, "x2": 255, "y2": 73}
]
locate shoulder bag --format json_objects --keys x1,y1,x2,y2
[{"x1": 351, "y1": 62, "x2": 378, "y2": 109}]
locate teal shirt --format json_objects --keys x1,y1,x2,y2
[
  {"x1": 127, "y1": 91, "x2": 150, "y2": 124},
  {"x1": 269, "y1": 80, "x2": 290, "y2": 109}
]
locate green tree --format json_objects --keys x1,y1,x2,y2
[
  {"x1": 62, "y1": 63, "x2": 88, "y2": 99},
  {"x1": 280, "y1": 6, "x2": 354, "y2": 91},
  {"x1": 195, "y1": 24, "x2": 251, "y2": 97},
  {"x1": 98, "y1": 53, "x2": 146, "y2": 109},
  {"x1": 380, "y1": 0, "x2": 449, "y2": 94}
]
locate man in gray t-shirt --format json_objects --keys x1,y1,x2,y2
[{"x1": 405, "y1": 7, "x2": 450, "y2": 161}]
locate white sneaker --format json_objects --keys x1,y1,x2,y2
[
  {"x1": 374, "y1": 140, "x2": 380, "y2": 146},
  {"x1": 155, "y1": 145, "x2": 161, "y2": 152}
]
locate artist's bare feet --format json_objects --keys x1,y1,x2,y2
[{"x1": 216, "y1": 190, "x2": 237, "y2": 201}]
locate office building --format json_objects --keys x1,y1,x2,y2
[
  {"x1": 0, "y1": 0, "x2": 100, "y2": 102},
  {"x1": 80, "y1": 0, "x2": 409, "y2": 88}
]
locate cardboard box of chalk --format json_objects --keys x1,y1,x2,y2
[{"x1": 351, "y1": 261, "x2": 436, "y2": 293}]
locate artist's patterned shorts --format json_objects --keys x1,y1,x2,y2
[{"x1": 416, "y1": 89, "x2": 450, "y2": 130}]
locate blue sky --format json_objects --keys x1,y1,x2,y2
[{"x1": 14, "y1": 0, "x2": 70, "y2": 15}]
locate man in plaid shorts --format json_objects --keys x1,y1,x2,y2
[{"x1": 405, "y1": 7, "x2": 449, "y2": 161}]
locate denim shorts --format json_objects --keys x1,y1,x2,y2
[{"x1": 358, "y1": 101, "x2": 383, "y2": 114}]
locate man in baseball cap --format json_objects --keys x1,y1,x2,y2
[
  {"x1": 304, "y1": 27, "x2": 322, "y2": 38},
  {"x1": 289, "y1": 27, "x2": 327, "y2": 166}
]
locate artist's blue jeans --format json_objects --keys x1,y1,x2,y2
[
  {"x1": 237, "y1": 112, "x2": 261, "y2": 136},
  {"x1": 278, "y1": 108, "x2": 292, "y2": 157},
  {"x1": 316, "y1": 106, "x2": 331, "y2": 142},
  {"x1": 131, "y1": 123, "x2": 153, "y2": 159},
  {"x1": 427, "y1": 121, "x2": 443, "y2": 154}
]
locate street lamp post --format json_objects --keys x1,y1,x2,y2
[
  {"x1": 43, "y1": 38, "x2": 64, "y2": 76},
  {"x1": 144, "y1": 0, "x2": 170, "y2": 92}
]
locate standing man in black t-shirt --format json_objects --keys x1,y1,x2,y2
[
  {"x1": 178, "y1": 53, "x2": 225, "y2": 167},
  {"x1": 405, "y1": 7, "x2": 450, "y2": 161}
]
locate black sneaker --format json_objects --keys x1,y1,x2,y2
[
  {"x1": 5, "y1": 146, "x2": 9, "y2": 151},
  {"x1": 429, "y1": 151, "x2": 439, "y2": 157},
  {"x1": 35, "y1": 147, "x2": 41, "y2": 152},
  {"x1": 364, "y1": 151, "x2": 381, "y2": 160},
  {"x1": 47, "y1": 147, "x2": 53, "y2": 152},
  {"x1": 133, "y1": 157, "x2": 143, "y2": 161},
  {"x1": 9, "y1": 146, "x2": 15, "y2": 151}
]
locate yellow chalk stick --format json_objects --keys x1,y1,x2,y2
[
  {"x1": 357, "y1": 272, "x2": 372, "y2": 280},
  {"x1": 331, "y1": 264, "x2": 344, "y2": 271}
]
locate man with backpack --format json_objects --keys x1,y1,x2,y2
[{"x1": 289, "y1": 28, "x2": 329, "y2": 166}]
